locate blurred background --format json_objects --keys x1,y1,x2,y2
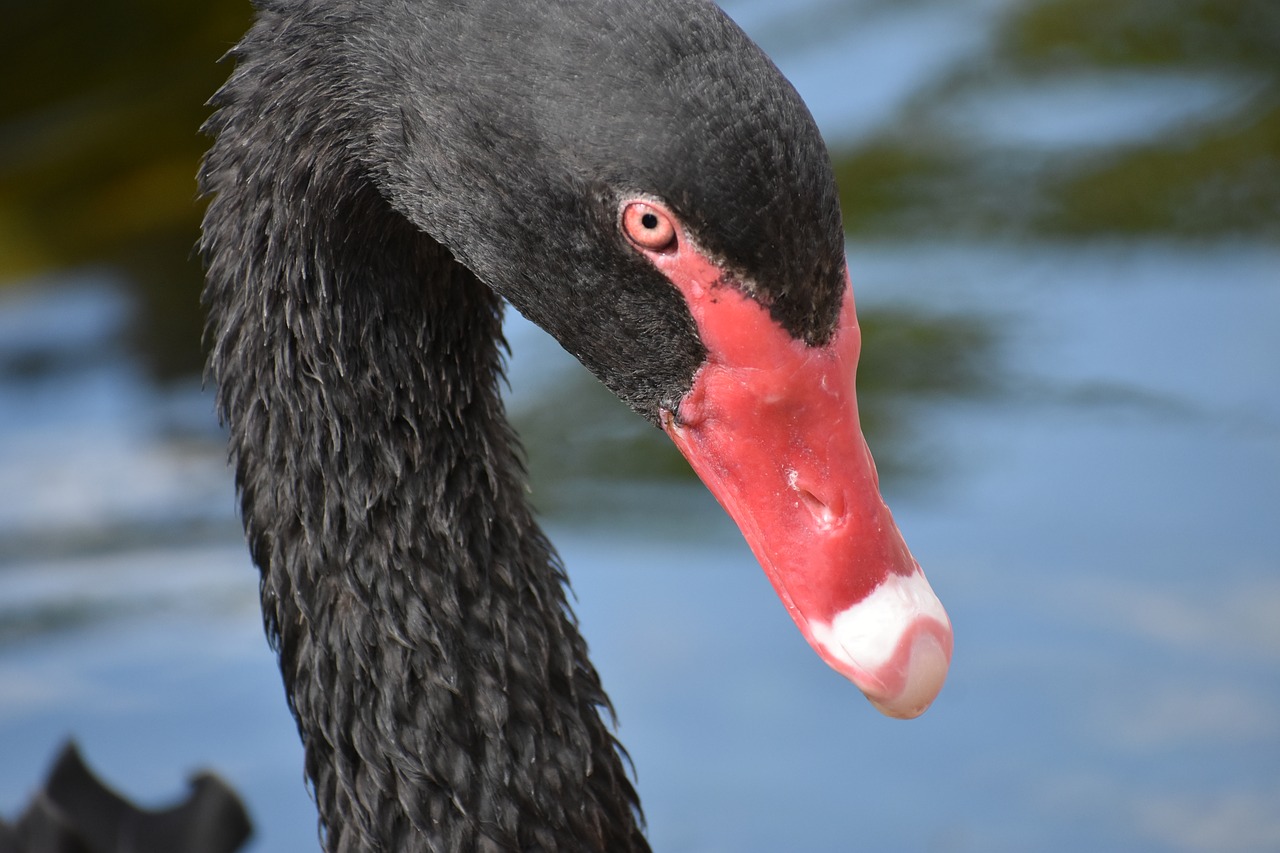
[{"x1": 1, "y1": 0, "x2": 1277, "y2": 850}]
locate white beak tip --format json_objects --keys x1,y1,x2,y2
[
  {"x1": 807, "y1": 567, "x2": 953, "y2": 719},
  {"x1": 865, "y1": 628, "x2": 951, "y2": 719}
]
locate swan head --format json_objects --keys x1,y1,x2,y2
[{"x1": 362, "y1": 0, "x2": 952, "y2": 716}]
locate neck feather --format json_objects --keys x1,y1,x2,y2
[{"x1": 200, "y1": 59, "x2": 647, "y2": 853}]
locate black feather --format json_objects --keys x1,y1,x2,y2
[{"x1": 199, "y1": 1, "x2": 844, "y2": 850}]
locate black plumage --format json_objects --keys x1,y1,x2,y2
[{"x1": 199, "y1": 0, "x2": 846, "y2": 850}]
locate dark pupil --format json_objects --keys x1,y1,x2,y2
[{"x1": 641, "y1": 213, "x2": 659, "y2": 230}]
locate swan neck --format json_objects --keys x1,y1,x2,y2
[{"x1": 200, "y1": 75, "x2": 646, "y2": 850}]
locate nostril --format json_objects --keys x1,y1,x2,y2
[
  {"x1": 797, "y1": 487, "x2": 835, "y2": 526},
  {"x1": 787, "y1": 469, "x2": 845, "y2": 526}
]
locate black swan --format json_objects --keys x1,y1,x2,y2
[
  {"x1": 0, "y1": 741, "x2": 251, "y2": 853},
  {"x1": 199, "y1": 0, "x2": 953, "y2": 849}
]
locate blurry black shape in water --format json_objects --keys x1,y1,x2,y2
[{"x1": 0, "y1": 742, "x2": 251, "y2": 853}]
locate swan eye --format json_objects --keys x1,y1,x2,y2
[{"x1": 621, "y1": 201, "x2": 678, "y2": 253}]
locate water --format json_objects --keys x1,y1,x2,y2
[{"x1": 2, "y1": 1, "x2": 1277, "y2": 851}]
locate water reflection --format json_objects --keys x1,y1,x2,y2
[
  {"x1": 827, "y1": 0, "x2": 1280, "y2": 238},
  {"x1": 1, "y1": 0, "x2": 252, "y2": 379}
]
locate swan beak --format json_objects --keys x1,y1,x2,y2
[{"x1": 657, "y1": 260, "x2": 952, "y2": 719}]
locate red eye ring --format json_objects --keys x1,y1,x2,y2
[{"x1": 621, "y1": 201, "x2": 678, "y2": 253}]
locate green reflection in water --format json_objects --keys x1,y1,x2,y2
[
  {"x1": 1006, "y1": 0, "x2": 1280, "y2": 70},
  {"x1": 0, "y1": 0, "x2": 252, "y2": 379},
  {"x1": 1009, "y1": 0, "x2": 1280, "y2": 237},
  {"x1": 833, "y1": 143, "x2": 955, "y2": 236},
  {"x1": 830, "y1": 0, "x2": 1280, "y2": 240},
  {"x1": 1045, "y1": 103, "x2": 1280, "y2": 237}
]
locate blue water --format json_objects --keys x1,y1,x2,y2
[{"x1": 2, "y1": 2, "x2": 1278, "y2": 851}]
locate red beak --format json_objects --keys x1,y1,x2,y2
[{"x1": 653, "y1": 242, "x2": 952, "y2": 719}]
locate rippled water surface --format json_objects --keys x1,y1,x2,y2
[{"x1": 2, "y1": 1, "x2": 1277, "y2": 851}]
